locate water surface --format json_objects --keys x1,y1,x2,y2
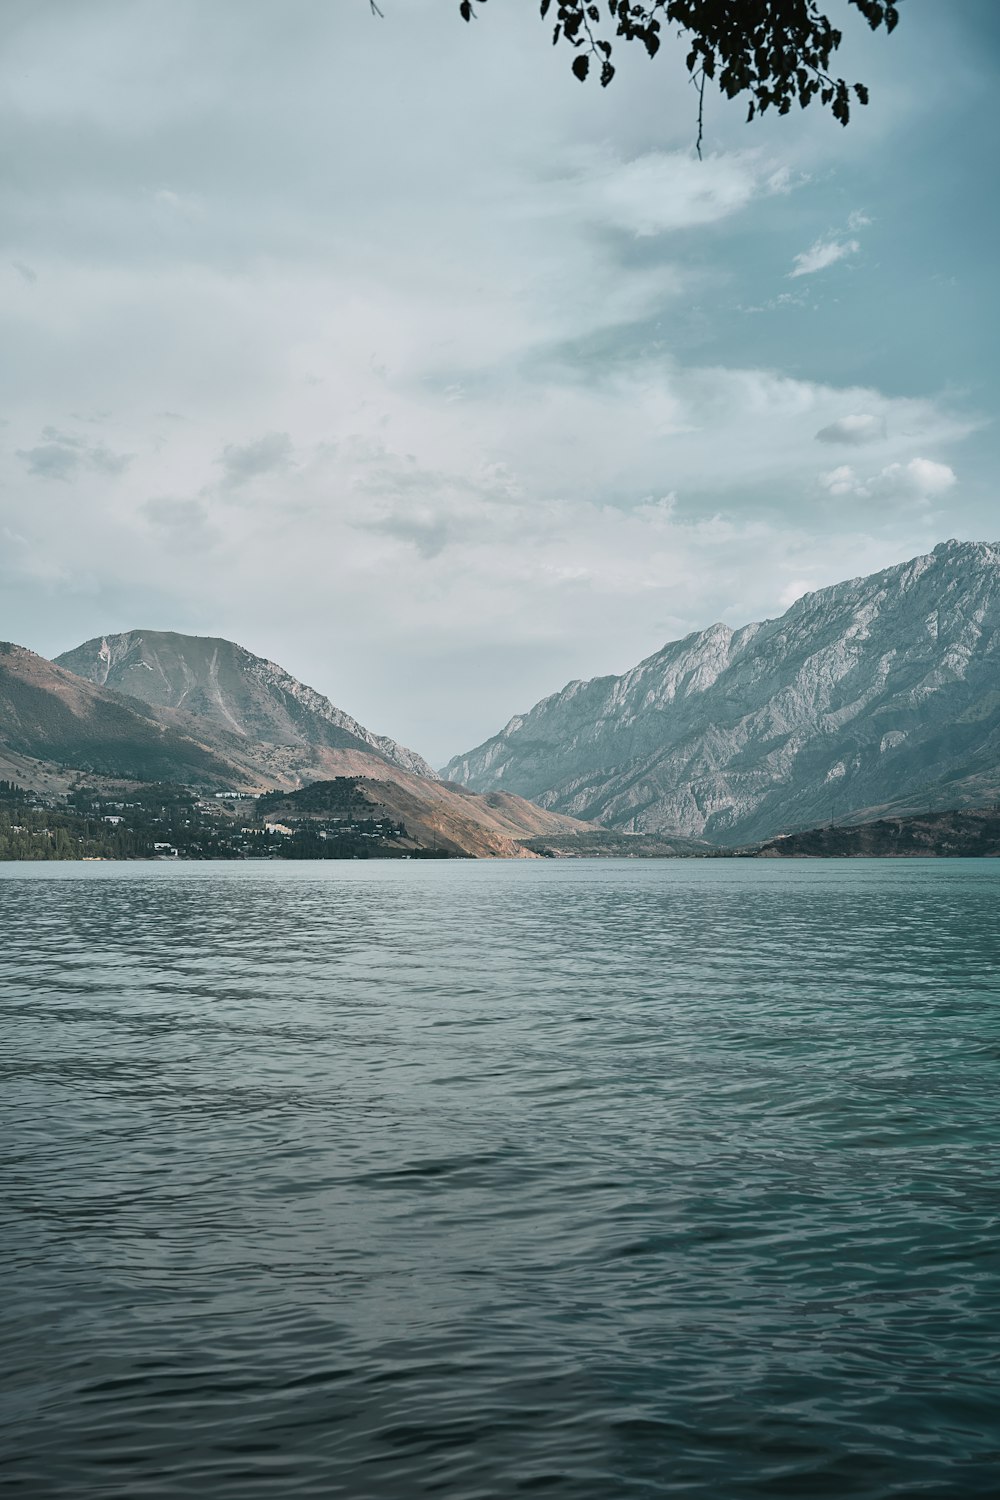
[{"x1": 2, "y1": 859, "x2": 999, "y2": 1497}]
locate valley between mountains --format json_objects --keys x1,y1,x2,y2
[{"x1": 2, "y1": 539, "x2": 998, "y2": 858}]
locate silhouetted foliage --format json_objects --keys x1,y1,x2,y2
[{"x1": 454, "y1": 1, "x2": 903, "y2": 153}]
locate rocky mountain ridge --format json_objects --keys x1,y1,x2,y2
[
  {"x1": 55, "y1": 630, "x2": 435, "y2": 779},
  {"x1": 442, "y1": 540, "x2": 1000, "y2": 844}
]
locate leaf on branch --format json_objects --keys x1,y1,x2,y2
[{"x1": 522, "y1": 0, "x2": 898, "y2": 142}]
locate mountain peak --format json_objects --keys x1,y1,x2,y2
[
  {"x1": 442, "y1": 540, "x2": 1000, "y2": 843},
  {"x1": 55, "y1": 629, "x2": 436, "y2": 780}
]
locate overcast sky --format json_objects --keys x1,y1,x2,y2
[{"x1": 2, "y1": 0, "x2": 998, "y2": 764}]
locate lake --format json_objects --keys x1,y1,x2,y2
[{"x1": 2, "y1": 859, "x2": 998, "y2": 1497}]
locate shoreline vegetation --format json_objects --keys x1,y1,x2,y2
[
  {"x1": 522, "y1": 809, "x2": 1000, "y2": 859},
  {"x1": 0, "y1": 778, "x2": 448, "y2": 863},
  {"x1": 2, "y1": 780, "x2": 998, "y2": 862}
]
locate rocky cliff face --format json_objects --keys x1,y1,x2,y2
[
  {"x1": 56, "y1": 630, "x2": 436, "y2": 779},
  {"x1": 442, "y1": 540, "x2": 1000, "y2": 844}
]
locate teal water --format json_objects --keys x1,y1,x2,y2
[{"x1": 1, "y1": 859, "x2": 998, "y2": 1498}]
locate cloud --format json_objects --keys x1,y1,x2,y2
[
  {"x1": 790, "y1": 237, "x2": 860, "y2": 278},
  {"x1": 815, "y1": 414, "x2": 886, "y2": 445},
  {"x1": 140, "y1": 496, "x2": 216, "y2": 551},
  {"x1": 821, "y1": 457, "x2": 957, "y2": 504},
  {"x1": 876, "y1": 457, "x2": 957, "y2": 500},
  {"x1": 778, "y1": 579, "x2": 815, "y2": 608},
  {"x1": 578, "y1": 149, "x2": 792, "y2": 237},
  {"x1": 820, "y1": 464, "x2": 861, "y2": 497},
  {"x1": 363, "y1": 511, "x2": 452, "y2": 559},
  {"x1": 151, "y1": 186, "x2": 201, "y2": 219},
  {"x1": 40, "y1": 425, "x2": 84, "y2": 447},
  {"x1": 17, "y1": 429, "x2": 132, "y2": 481},
  {"x1": 0, "y1": 2, "x2": 988, "y2": 761},
  {"x1": 216, "y1": 431, "x2": 294, "y2": 488},
  {"x1": 16, "y1": 442, "x2": 81, "y2": 480},
  {"x1": 11, "y1": 260, "x2": 37, "y2": 285},
  {"x1": 142, "y1": 497, "x2": 208, "y2": 528},
  {"x1": 89, "y1": 443, "x2": 133, "y2": 475},
  {"x1": 789, "y1": 209, "x2": 871, "y2": 279}
]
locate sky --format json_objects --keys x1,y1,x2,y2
[{"x1": 2, "y1": 0, "x2": 998, "y2": 765}]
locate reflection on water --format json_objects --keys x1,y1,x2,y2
[{"x1": 2, "y1": 859, "x2": 999, "y2": 1497}]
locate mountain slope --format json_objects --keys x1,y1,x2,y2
[
  {"x1": 256, "y1": 777, "x2": 594, "y2": 859},
  {"x1": 56, "y1": 630, "x2": 435, "y2": 779},
  {"x1": 0, "y1": 642, "x2": 260, "y2": 786},
  {"x1": 442, "y1": 540, "x2": 1000, "y2": 844},
  {"x1": 1, "y1": 642, "x2": 593, "y2": 856}
]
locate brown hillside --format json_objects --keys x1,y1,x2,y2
[{"x1": 0, "y1": 644, "x2": 593, "y2": 857}]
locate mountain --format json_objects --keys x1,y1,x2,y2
[
  {"x1": 442, "y1": 540, "x2": 1000, "y2": 845},
  {"x1": 0, "y1": 640, "x2": 592, "y2": 857},
  {"x1": 0, "y1": 642, "x2": 260, "y2": 787},
  {"x1": 55, "y1": 630, "x2": 435, "y2": 781}
]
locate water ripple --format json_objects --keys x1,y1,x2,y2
[{"x1": 1, "y1": 859, "x2": 999, "y2": 1497}]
